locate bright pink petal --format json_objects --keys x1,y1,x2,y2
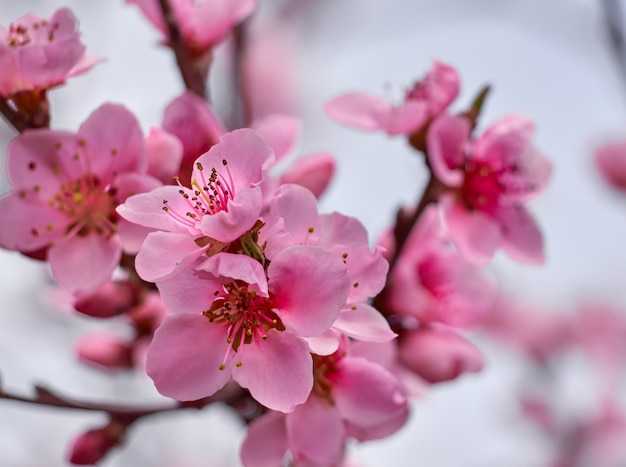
[
  {"x1": 407, "y1": 61, "x2": 460, "y2": 115},
  {"x1": 232, "y1": 329, "x2": 313, "y2": 413},
  {"x1": 147, "y1": 314, "x2": 232, "y2": 400},
  {"x1": 441, "y1": 195, "x2": 501, "y2": 265},
  {"x1": 304, "y1": 330, "x2": 340, "y2": 356},
  {"x1": 252, "y1": 114, "x2": 300, "y2": 162},
  {"x1": 398, "y1": 326, "x2": 484, "y2": 383},
  {"x1": 135, "y1": 231, "x2": 207, "y2": 282},
  {"x1": 265, "y1": 184, "x2": 321, "y2": 247},
  {"x1": 48, "y1": 233, "x2": 122, "y2": 294},
  {"x1": 427, "y1": 113, "x2": 469, "y2": 187},
  {"x1": 269, "y1": 246, "x2": 350, "y2": 337},
  {"x1": 596, "y1": 140, "x2": 626, "y2": 192},
  {"x1": 473, "y1": 114, "x2": 534, "y2": 167},
  {"x1": 383, "y1": 100, "x2": 428, "y2": 135},
  {"x1": 279, "y1": 152, "x2": 336, "y2": 199},
  {"x1": 333, "y1": 356, "x2": 407, "y2": 429},
  {"x1": 240, "y1": 412, "x2": 288, "y2": 467},
  {"x1": 495, "y1": 205, "x2": 545, "y2": 264},
  {"x1": 334, "y1": 305, "x2": 397, "y2": 343},
  {"x1": 78, "y1": 104, "x2": 146, "y2": 180},
  {"x1": 286, "y1": 395, "x2": 345, "y2": 464}
]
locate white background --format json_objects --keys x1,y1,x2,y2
[{"x1": 1, "y1": 0, "x2": 626, "y2": 465}]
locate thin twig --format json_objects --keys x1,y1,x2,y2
[{"x1": 0, "y1": 99, "x2": 26, "y2": 133}]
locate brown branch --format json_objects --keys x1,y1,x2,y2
[
  {"x1": 156, "y1": 0, "x2": 209, "y2": 99},
  {"x1": 0, "y1": 99, "x2": 27, "y2": 133}
]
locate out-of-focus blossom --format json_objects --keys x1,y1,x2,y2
[
  {"x1": 126, "y1": 0, "x2": 256, "y2": 55},
  {"x1": 325, "y1": 61, "x2": 459, "y2": 135},
  {"x1": 0, "y1": 8, "x2": 99, "y2": 98},
  {"x1": 75, "y1": 332, "x2": 135, "y2": 371},
  {"x1": 386, "y1": 205, "x2": 495, "y2": 327},
  {"x1": 73, "y1": 280, "x2": 142, "y2": 319},
  {"x1": 67, "y1": 422, "x2": 125, "y2": 465},
  {"x1": 397, "y1": 324, "x2": 484, "y2": 383},
  {"x1": 144, "y1": 127, "x2": 183, "y2": 184},
  {"x1": 429, "y1": 114, "x2": 551, "y2": 265},
  {"x1": 594, "y1": 140, "x2": 626, "y2": 193},
  {"x1": 0, "y1": 104, "x2": 160, "y2": 293}
]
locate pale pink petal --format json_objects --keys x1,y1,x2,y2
[
  {"x1": 398, "y1": 326, "x2": 484, "y2": 383},
  {"x1": 48, "y1": 233, "x2": 122, "y2": 294},
  {"x1": 426, "y1": 113, "x2": 469, "y2": 187},
  {"x1": 334, "y1": 305, "x2": 397, "y2": 343},
  {"x1": 125, "y1": 0, "x2": 168, "y2": 38},
  {"x1": 190, "y1": 0, "x2": 257, "y2": 47},
  {"x1": 78, "y1": 104, "x2": 146, "y2": 179},
  {"x1": 116, "y1": 219, "x2": 152, "y2": 254},
  {"x1": 318, "y1": 212, "x2": 369, "y2": 247},
  {"x1": 279, "y1": 152, "x2": 336, "y2": 199},
  {"x1": 441, "y1": 195, "x2": 501, "y2": 265},
  {"x1": 269, "y1": 246, "x2": 350, "y2": 337},
  {"x1": 252, "y1": 114, "x2": 300, "y2": 162},
  {"x1": 333, "y1": 356, "x2": 407, "y2": 429},
  {"x1": 135, "y1": 231, "x2": 207, "y2": 282},
  {"x1": 495, "y1": 205, "x2": 545, "y2": 264},
  {"x1": 145, "y1": 127, "x2": 183, "y2": 183},
  {"x1": 197, "y1": 253, "x2": 268, "y2": 295},
  {"x1": 147, "y1": 314, "x2": 232, "y2": 400},
  {"x1": 346, "y1": 405, "x2": 410, "y2": 442},
  {"x1": 304, "y1": 330, "x2": 340, "y2": 356},
  {"x1": 407, "y1": 61, "x2": 460, "y2": 115},
  {"x1": 325, "y1": 93, "x2": 394, "y2": 132},
  {"x1": 233, "y1": 329, "x2": 313, "y2": 413},
  {"x1": 265, "y1": 184, "x2": 321, "y2": 247},
  {"x1": 156, "y1": 265, "x2": 223, "y2": 314},
  {"x1": 332, "y1": 244, "x2": 388, "y2": 303},
  {"x1": 383, "y1": 100, "x2": 428, "y2": 135},
  {"x1": 67, "y1": 53, "x2": 103, "y2": 78},
  {"x1": 474, "y1": 114, "x2": 534, "y2": 167},
  {"x1": 75, "y1": 332, "x2": 133, "y2": 371},
  {"x1": 240, "y1": 412, "x2": 288, "y2": 467},
  {"x1": 286, "y1": 395, "x2": 345, "y2": 464},
  {"x1": 595, "y1": 141, "x2": 626, "y2": 192}
]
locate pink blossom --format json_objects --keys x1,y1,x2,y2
[
  {"x1": 398, "y1": 324, "x2": 484, "y2": 383},
  {"x1": 126, "y1": 0, "x2": 256, "y2": 54},
  {"x1": 75, "y1": 333, "x2": 134, "y2": 371},
  {"x1": 73, "y1": 280, "x2": 141, "y2": 318},
  {"x1": 240, "y1": 342, "x2": 408, "y2": 466},
  {"x1": 0, "y1": 8, "x2": 99, "y2": 98},
  {"x1": 429, "y1": 114, "x2": 551, "y2": 264},
  {"x1": 0, "y1": 104, "x2": 160, "y2": 293},
  {"x1": 67, "y1": 422, "x2": 124, "y2": 465},
  {"x1": 261, "y1": 184, "x2": 395, "y2": 351},
  {"x1": 146, "y1": 246, "x2": 351, "y2": 412},
  {"x1": 594, "y1": 140, "x2": 626, "y2": 193},
  {"x1": 325, "y1": 61, "x2": 459, "y2": 135},
  {"x1": 144, "y1": 126, "x2": 183, "y2": 184},
  {"x1": 117, "y1": 128, "x2": 273, "y2": 282},
  {"x1": 386, "y1": 205, "x2": 495, "y2": 327}
]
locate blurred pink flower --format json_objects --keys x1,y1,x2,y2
[
  {"x1": 325, "y1": 61, "x2": 459, "y2": 135},
  {"x1": 0, "y1": 104, "x2": 160, "y2": 293},
  {"x1": 594, "y1": 140, "x2": 626, "y2": 193},
  {"x1": 0, "y1": 8, "x2": 99, "y2": 98}
]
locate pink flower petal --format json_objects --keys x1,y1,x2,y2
[
  {"x1": 135, "y1": 231, "x2": 207, "y2": 282},
  {"x1": 595, "y1": 140, "x2": 626, "y2": 192},
  {"x1": 279, "y1": 152, "x2": 336, "y2": 199},
  {"x1": 147, "y1": 314, "x2": 232, "y2": 400},
  {"x1": 197, "y1": 253, "x2": 268, "y2": 296},
  {"x1": 77, "y1": 103, "x2": 146, "y2": 180},
  {"x1": 156, "y1": 265, "x2": 223, "y2": 314},
  {"x1": 427, "y1": 113, "x2": 469, "y2": 187},
  {"x1": 265, "y1": 184, "x2": 321, "y2": 247},
  {"x1": 304, "y1": 330, "x2": 340, "y2": 356},
  {"x1": 232, "y1": 329, "x2": 313, "y2": 413},
  {"x1": 240, "y1": 412, "x2": 288, "y2": 467},
  {"x1": 441, "y1": 195, "x2": 501, "y2": 265},
  {"x1": 318, "y1": 212, "x2": 369, "y2": 247},
  {"x1": 145, "y1": 127, "x2": 183, "y2": 183},
  {"x1": 269, "y1": 246, "x2": 350, "y2": 337},
  {"x1": 286, "y1": 395, "x2": 345, "y2": 464},
  {"x1": 48, "y1": 232, "x2": 122, "y2": 294},
  {"x1": 333, "y1": 356, "x2": 407, "y2": 429},
  {"x1": 325, "y1": 93, "x2": 392, "y2": 132},
  {"x1": 252, "y1": 114, "x2": 300, "y2": 162},
  {"x1": 334, "y1": 305, "x2": 397, "y2": 343},
  {"x1": 496, "y1": 205, "x2": 545, "y2": 264},
  {"x1": 332, "y1": 244, "x2": 388, "y2": 303}
]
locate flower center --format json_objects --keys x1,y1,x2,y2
[
  {"x1": 312, "y1": 352, "x2": 344, "y2": 404},
  {"x1": 461, "y1": 162, "x2": 502, "y2": 210},
  {"x1": 203, "y1": 281, "x2": 284, "y2": 367},
  {"x1": 417, "y1": 254, "x2": 455, "y2": 301},
  {"x1": 6, "y1": 19, "x2": 60, "y2": 48},
  {"x1": 162, "y1": 159, "x2": 235, "y2": 228},
  {"x1": 48, "y1": 174, "x2": 117, "y2": 237}
]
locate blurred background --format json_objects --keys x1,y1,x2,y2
[{"x1": 1, "y1": 0, "x2": 626, "y2": 465}]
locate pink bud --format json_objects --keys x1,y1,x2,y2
[
  {"x1": 73, "y1": 281, "x2": 141, "y2": 318},
  {"x1": 76, "y1": 333, "x2": 134, "y2": 371},
  {"x1": 398, "y1": 325, "x2": 483, "y2": 383},
  {"x1": 145, "y1": 127, "x2": 183, "y2": 183},
  {"x1": 67, "y1": 422, "x2": 124, "y2": 465}
]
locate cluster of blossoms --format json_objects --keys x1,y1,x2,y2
[{"x1": 0, "y1": 2, "x2": 559, "y2": 466}]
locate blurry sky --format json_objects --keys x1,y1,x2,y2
[{"x1": 1, "y1": 0, "x2": 626, "y2": 466}]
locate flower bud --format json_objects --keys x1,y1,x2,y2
[
  {"x1": 76, "y1": 333, "x2": 134, "y2": 371},
  {"x1": 73, "y1": 281, "x2": 141, "y2": 318}
]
